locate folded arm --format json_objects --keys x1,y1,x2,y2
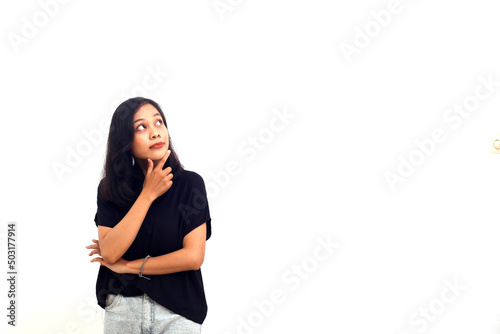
[
  {"x1": 128, "y1": 223, "x2": 207, "y2": 274},
  {"x1": 89, "y1": 223, "x2": 207, "y2": 274}
]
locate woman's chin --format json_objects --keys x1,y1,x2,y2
[{"x1": 150, "y1": 150, "x2": 169, "y2": 162}]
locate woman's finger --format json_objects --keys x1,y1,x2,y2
[
  {"x1": 155, "y1": 150, "x2": 171, "y2": 172},
  {"x1": 88, "y1": 249, "x2": 100, "y2": 256}
]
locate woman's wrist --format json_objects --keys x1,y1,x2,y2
[
  {"x1": 125, "y1": 259, "x2": 142, "y2": 275},
  {"x1": 138, "y1": 191, "x2": 154, "y2": 206}
]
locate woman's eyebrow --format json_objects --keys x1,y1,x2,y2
[{"x1": 133, "y1": 113, "x2": 161, "y2": 124}]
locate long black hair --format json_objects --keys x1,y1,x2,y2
[{"x1": 99, "y1": 97, "x2": 184, "y2": 207}]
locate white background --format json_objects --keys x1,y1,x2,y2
[{"x1": 2, "y1": 0, "x2": 500, "y2": 333}]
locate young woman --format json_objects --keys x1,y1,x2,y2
[{"x1": 86, "y1": 97, "x2": 212, "y2": 333}]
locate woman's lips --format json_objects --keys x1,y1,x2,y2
[{"x1": 150, "y1": 142, "x2": 165, "y2": 149}]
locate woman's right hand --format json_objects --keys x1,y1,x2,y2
[{"x1": 141, "y1": 150, "x2": 173, "y2": 202}]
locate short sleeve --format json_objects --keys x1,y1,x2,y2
[
  {"x1": 179, "y1": 173, "x2": 212, "y2": 240},
  {"x1": 94, "y1": 184, "x2": 121, "y2": 228}
]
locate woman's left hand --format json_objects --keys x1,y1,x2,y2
[{"x1": 86, "y1": 239, "x2": 130, "y2": 274}]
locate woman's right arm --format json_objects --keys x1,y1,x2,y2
[{"x1": 98, "y1": 151, "x2": 173, "y2": 264}]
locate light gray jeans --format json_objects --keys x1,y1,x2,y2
[{"x1": 103, "y1": 293, "x2": 201, "y2": 334}]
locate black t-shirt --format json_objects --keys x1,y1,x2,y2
[{"x1": 93, "y1": 169, "x2": 212, "y2": 324}]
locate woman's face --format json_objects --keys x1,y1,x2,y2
[{"x1": 130, "y1": 103, "x2": 169, "y2": 166}]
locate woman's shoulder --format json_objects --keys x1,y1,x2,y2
[{"x1": 176, "y1": 169, "x2": 206, "y2": 185}]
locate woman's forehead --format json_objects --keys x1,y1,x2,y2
[{"x1": 134, "y1": 103, "x2": 160, "y2": 120}]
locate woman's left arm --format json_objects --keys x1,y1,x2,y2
[{"x1": 88, "y1": 223, "x2": 207, "y2": 274}]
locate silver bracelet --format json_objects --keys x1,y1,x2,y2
[{"x1": 139, "y1": 255, "x2": 151, "y2": 280}]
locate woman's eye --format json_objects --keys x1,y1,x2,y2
[
  {"x1": 137, "y1": 124, "x2": 145, "y2": 130},
  {"x1": 156, "y1": 119, "x2": 163, "y2": 126}
]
